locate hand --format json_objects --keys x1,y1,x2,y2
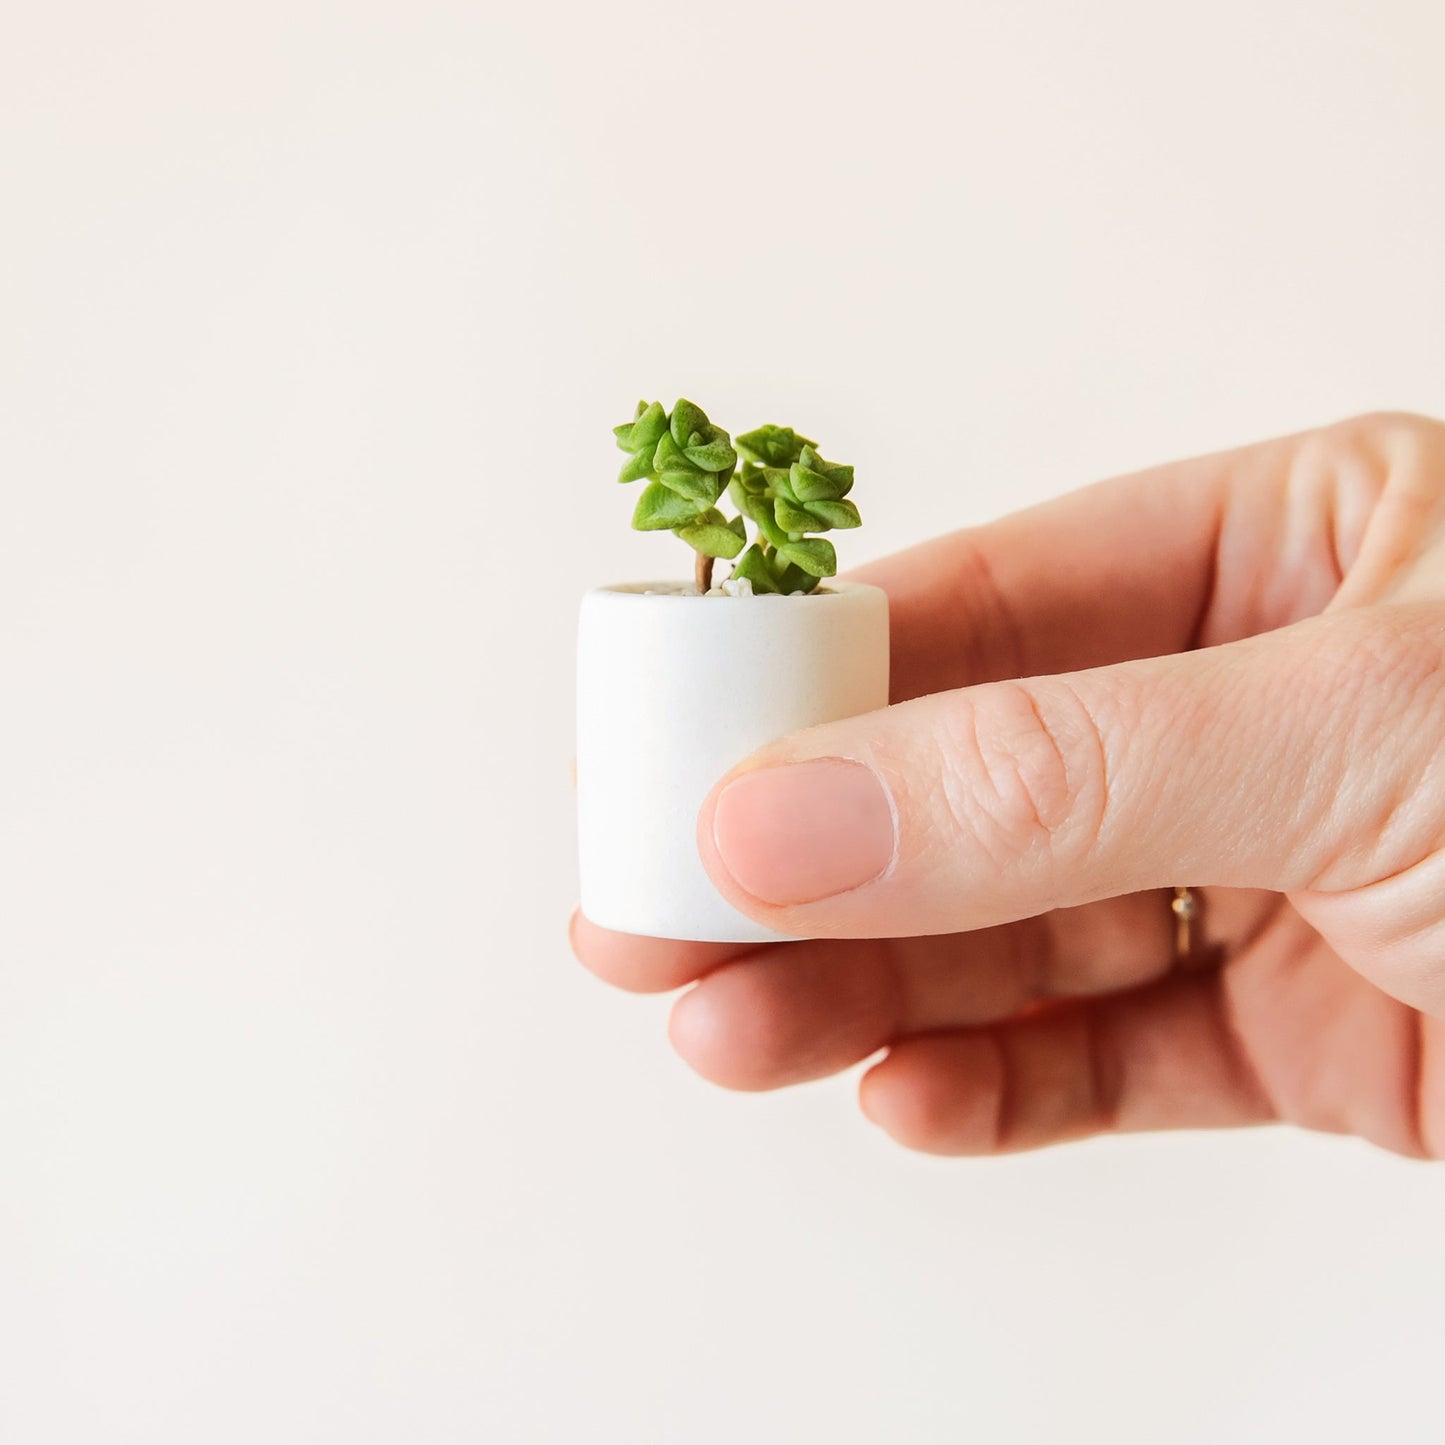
[{"x1": 573, "y1": 413, "x2": 1445, "y2": 1159}]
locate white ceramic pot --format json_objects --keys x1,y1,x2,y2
[{"x1": 576, "y1": 579, "x2": 890, "y2": 942}]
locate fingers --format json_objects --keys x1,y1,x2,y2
[
  {"x1": 852, "y1": 413, "x2": 1404, "y2": 702},
  {"x1": 580, "y1": 889, "x2": 1278, "y2": 1092},
  {"x1": 665, "y1": 893, "x2": 1178, "y2": 1091},
  {"x1": 1218, "y1": 908, "x2": 1430, "y2": 1155},
  {"x1": 858, "y1": 973, "x2": 1275, "y2": 1155},
  {"x1": 570, "y1": 911, "x2": 743, "y2": 993},
  {"x1": 576, "y1": 900, "x2": 1442, "y2": 1157},
  {"x1": 1294, "y1": 853, "x2": 1445, "y2": 1020},
  {"x1": 699, "y1": 604, "x2": 1445, "y2": 939},
  {"x1": 574, "y1": 887, "x2": 1179, "y2": 1010}
]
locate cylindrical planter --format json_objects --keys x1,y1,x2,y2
[{"x1": 576, "y1": 580, "x2": 890, "y2": 942}]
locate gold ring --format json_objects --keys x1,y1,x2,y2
[{"x1": 1170, "y1": 886, "x2": 1198, "y2": 960}]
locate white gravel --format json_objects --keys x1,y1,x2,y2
[{"x1": 641, "y1": 577, "x2": 758, "y2": 597}]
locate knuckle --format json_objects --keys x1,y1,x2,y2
[
  {"x1": 1334, "y1": 411, "x2": 1445, "y2": 501},
  {"x1": 1334, "y1": 410, "x2": 1445, "y2": 465},
  {"x1": 1284, "y1": 414, "x2": 1445, "y2": 599},
  {"x1": 933, "y1": 680, "x2": 1110, "y2": 870},
  {"x1": 1322, "y1": 606, "x2": 1445, "y2": 709},
  {"x1": 1292, "y1": 608, "x2": 1445, "y2": 888}
]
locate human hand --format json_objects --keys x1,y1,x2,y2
[{"x1": 572, "y1": 413, "x2": 1445, "y2": 1158}]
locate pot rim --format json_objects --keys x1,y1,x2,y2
[{"x1": 585, "y1": 578, "x2": 880, "y2": 601}]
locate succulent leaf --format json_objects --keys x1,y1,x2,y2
[
  {"x1": 633, "y1": 480, "x2": 706, "y2": 531},
  {"x1": 774, "y1": 497, "x2": 814, "y2": 534},
  {"x1": 658, "y1": 466, "x2": 719, "y2": 504},
  {"x1": 770, "y1": 467, "x2": 800, "y2": 505},
  {"x1": 670, "y1": 398, "x2": 707, "y2": 446},
  {"x1": 614, "y1": 400, "x2": 661, "y2": 453},
  {"x1": 736, "y1": 424, "x2": 815, "y2": 468},
  {"x1": 805, "y1": 498, "x2": 861, "y2": 530},
  {"x1": 731, "y1": 544, "x2": 780, "y2": 593},
  {"x1": 776, "y1": 536, "x2": 837, "y2": 577},
  {"x1": 776, "y1": 561, "x2": 818, "y2": 594},
  {"x1": 742, "y1": 491, "x2": 788, "y2": 548},
  {"x1": 617, "y1": 449, "x2": 655, "y2": 484},
  {"x1": 790, "y1": 463, "x2": 846, "y2": 502},
  {"x1": 683, "y1": 441, "x2": 738, "y2": 472},
  {"x1": 631, "y1": 401, "x2": 668, "y2": 451},
  {"x1": 652, "y1": 430, "x2": 684, "y2": 469},
  {"x1": 676, "y1": 511, "x2": 746, "y2": 559}
]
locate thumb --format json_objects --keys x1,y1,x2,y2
[{"x1": 697, "y1": 604, "x2": 1445, "y2": 940}]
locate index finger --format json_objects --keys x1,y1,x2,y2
[{"x1": 853, "y1": 414, "x2": 1390, "y2": 702}]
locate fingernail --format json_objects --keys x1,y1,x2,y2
[{"x1": 710, "y1": 759, "x2": 895, "y2": 905}]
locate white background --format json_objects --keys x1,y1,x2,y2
[{"x1": 4, "y1": 2, "x2": 1445, "y2": 1441}]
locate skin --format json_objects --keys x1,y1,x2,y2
[{"x1": 572, "y1": 412, "x2": 1445, "y2": 1160}]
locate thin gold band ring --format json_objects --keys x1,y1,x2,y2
[{"x1": 1171, "y1": 886, "x2": 1198, "y2": 960}]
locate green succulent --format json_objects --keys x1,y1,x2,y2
[
  {"x1": 613, "y1": 401, "x2": 861, "y2": 594},
  {"x1": 613, "y1": 399, "x2": 742, "y2": 554}
]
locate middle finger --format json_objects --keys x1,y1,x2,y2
[{"x1": 667, "y1": 887, "x2": 1274, "y2": 1090}]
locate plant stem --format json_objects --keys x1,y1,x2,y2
[{"x1": 695, "y1": 551, "x2": 714, "y2": 592}]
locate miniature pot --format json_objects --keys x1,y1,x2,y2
[{"x1": 576, "y1": 579, "x2": 890, "y2": 943}]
